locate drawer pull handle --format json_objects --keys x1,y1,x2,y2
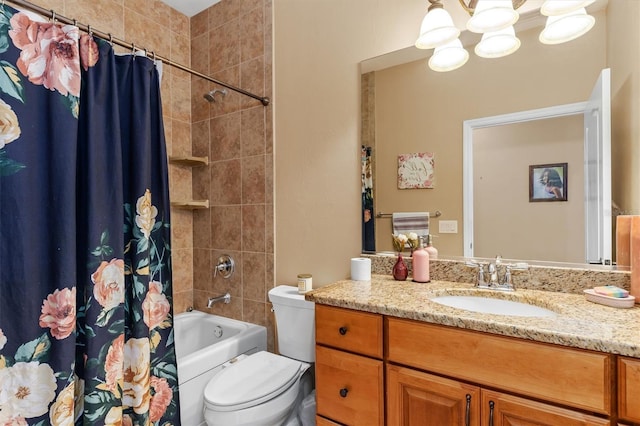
[
  {"x1": 488, "y1": 401, "x2": 495, "y2": 426},
  {"x1": 338, "y1": 326, "x2": 348, "y2": 335},
  {"x1": 339, "y1": 388, "x2": 348, "y2": 398},
  {"x1": 465, "y1": 394, "x2": 471, "y2": 426}
]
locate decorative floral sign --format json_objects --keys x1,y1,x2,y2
[{"x1": 397, "y1": 152, "x2": 435, "y2": 189}]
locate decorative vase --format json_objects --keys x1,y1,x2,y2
[{"x1": 392, "y1": 253, "x2": 408, "y2": 281}]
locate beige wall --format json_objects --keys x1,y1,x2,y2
[
  {"x1": 273, "y1": 0, "x2": 430, "y2": 286},
  {"x1": 608, "y1": 0, "x2": 640, "y2": 215},
  {"x1": 372, "y1": 15, "x2": 606, "y2": 255}
]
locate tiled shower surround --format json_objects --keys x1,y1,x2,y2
[
  {"x1": 24, "y1": 0, "x2": 275, "y2": 348},
  {"x1": 189, "y1": 0, "x2": 276, "y2": 349}
]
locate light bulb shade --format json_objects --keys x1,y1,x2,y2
[
  {"x1": 429, "y1": 39, "x2": 469, "y2": 72},
  {"x1": 466, "y1": 0, "x2": 519, "y2": 33},
  {"x1": 475, "y1": 26, "x2": 521, "y2": 58},
  {"x1": 540, "y1": 0, "x2": 596, "y2": 16},
  {"x1": 539, "y1": 8, "x2": 595, "y2": 45},
  {"x1": 415, "y1": 7, "x2": 460, "y2": 49}
]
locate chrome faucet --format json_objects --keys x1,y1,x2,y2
[
  {"x1": 466, "y1": 255, "x2": 527, "y2": 291},
  {"x1": 214, "y1": 255, "x2": 235, "y2": 279},
  {"x1": 207, "y1": 292, "x2": 231, "y2": 307}
]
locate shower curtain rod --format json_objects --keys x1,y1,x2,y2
[{"x1": 4, "y1": 0, "x2": 271, "y2": 106}]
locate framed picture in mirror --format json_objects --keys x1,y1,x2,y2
[
  {"x1": 397, "y1": 152, "x2": 435, "y2": 189},
  {"x1": 529, "y1": 163, "x2": 568, "y2": 202}
]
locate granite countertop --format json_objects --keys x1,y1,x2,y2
[{"x1": 305, "y1": 275, "x2": 640, "y2": 358}]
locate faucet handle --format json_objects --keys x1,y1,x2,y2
[
  {"x1": 509, "y1": 262, "x2": 529, "y2": 271},
  {"x1": 214, "y1": 254, "x2": 235, "y2": 279},
  {"x1": 503, "y1": 265, "x2": 513, "y2": 287},
  {"x1": 465, "y1": 261, "x2": 487, "y2": 286}
]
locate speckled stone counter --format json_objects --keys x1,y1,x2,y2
[
  {"x1": 305, "y1": 275, "x2": 640, "y2": 358},
  {"x1": 366, "y1": 254, "x2": 631, "y2": 294}
]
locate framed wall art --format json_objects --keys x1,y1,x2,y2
[
  {"x1": 397, "y1": 152, "x2": 435, "y2": 189},
  {"x1": 529, "y1": 163, "x2": 567, "y2": 202}
]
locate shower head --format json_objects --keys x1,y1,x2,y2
[{"x1": 203, "y1": 88, "x2": 228, "y2": 102}]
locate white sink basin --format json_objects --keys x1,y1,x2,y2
[{"x1": 430, "y1": 296, "x2": 556, "y2": 317}]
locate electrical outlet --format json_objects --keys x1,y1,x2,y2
[{"x1": 439, "y1": 220, "x2": 458, "y2": 234}]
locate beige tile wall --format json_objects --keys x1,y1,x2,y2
[
  {"x1": 16, "y1": 1, "x2": 275, "y2": 341},
  {"x1": 190, "y1": 0, "x2": 275, "y2": 349}
]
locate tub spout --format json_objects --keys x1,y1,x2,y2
[{"x1": 207, "y1": 292, "x2": 231, "y2": 308}]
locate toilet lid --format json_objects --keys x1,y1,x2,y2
[{"x1": 204, "y1": 351, "x2": 304, "y2": 411}]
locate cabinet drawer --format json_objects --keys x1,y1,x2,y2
[
  {"x1": 315, "y1": 345, "x2": 384, "y2": 426},
  {"x1": 618, "y1": 356, "x2": 640, "y2": 423},
  {"x1": 387, "y1": 318, "x2": 613, "y2": 415},
  {"x1": 315, "y1": 304, "x2": 383, "y2": 358}
]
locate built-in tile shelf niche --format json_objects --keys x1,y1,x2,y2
[{"x1": 169, "y1": 155, "x2": 209, "y2": 210}]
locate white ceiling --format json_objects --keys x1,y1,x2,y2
[{"x1": 160, "y1": 0, "x2": 220, "y2": 17}]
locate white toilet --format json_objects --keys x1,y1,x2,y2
[{"x1": 203, "y1": 285, "x2": 315, "y2": 426}]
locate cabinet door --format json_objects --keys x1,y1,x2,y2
[
  {"x1": 316, "y1": 415, "x2": 343, "y2": 425},
  {"x1": 618, "y1": 357, "x2": 640, "y2": 423},
  {"x1": 387, "y1": 318, "x2": 613, "y2": 415},
  {"x1": 315, "y1": 345, "x2": 384, "y2": 426},
  {"x1": 387, "y1": 364, "x2": 481, "y2": 426},
  {"x1": 482, "y1": 390, "x2": 610, "y2": 426}
]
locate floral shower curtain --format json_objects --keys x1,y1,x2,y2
[
  {"x1": 0, "y1": 6, "x2": 180, "y2": 425},
  {"x1": 362, "y1": 146, "x2": 375, "y2": 252}
]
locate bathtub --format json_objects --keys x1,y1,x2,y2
[{"x1": 174, "y1": 310, "x2": 267, "y2": 426}]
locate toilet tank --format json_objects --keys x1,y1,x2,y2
[{"x1": 268, "y1": 285, "x2": 315, "y2": 362}]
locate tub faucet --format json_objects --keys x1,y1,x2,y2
[{"x1": 207, "y1": 292, "x2": 231, "y2": 307}]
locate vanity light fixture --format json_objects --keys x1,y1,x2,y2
[
  {"x1": 416, "y1": 0, "x2": 597, "y2": 72},
  {"x1": 539, "y1": 5, "x2": 596, "y2": 45},
  {"x1": 474, "y1": 25, "x2": 521, "y2": 58},
  {"x1": 466, "y1": 0, "x2": 519, "y2": 33},
  {"x1": 415, "y1": 0, "x2": 460, "y2": 49},
  {"x1": 429, "y1": 38, "x2": 469, "y2": 72},
  {"x1": 540, "y1": 0, "x2": 596, "y2": 16}
]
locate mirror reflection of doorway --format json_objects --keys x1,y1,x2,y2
[{"x1": 463, "y1": 69, "x2": 611, "y2": 264}]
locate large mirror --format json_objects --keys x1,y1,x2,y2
[{"x1": 361, "y1": 0, "x2": 639, "y2": 266}]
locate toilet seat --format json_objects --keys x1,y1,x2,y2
[{"x1": 204, "y1": 351, "x2": 305, "y2": 412}]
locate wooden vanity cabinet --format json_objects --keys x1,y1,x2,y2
[
  {"x1": 386, "y1": 317, "x2": 614, "y2": 417},
  {"x1": 315, "y1": 305, "x2": 384, "y2": 425},
  {"x1": 387, "y1": 364, "x2": 610, "y2": 426},
  {"x1": 314, "y1": 305, "x2": 622, "y2": 425},
  {"x1": 618, "y1": 356, "x2": 640, "y2": 424}
]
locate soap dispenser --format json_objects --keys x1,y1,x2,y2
[
  {"x1": 412, "y1": 236, "x2": 430, "y2": 283},
  {"x1": 425, "y1": 234, "x2": 438, "y2": 260}
]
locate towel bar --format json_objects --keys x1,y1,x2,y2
[{"x1": 377, "y1": 210, "x2": 441, "y2": 218}]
